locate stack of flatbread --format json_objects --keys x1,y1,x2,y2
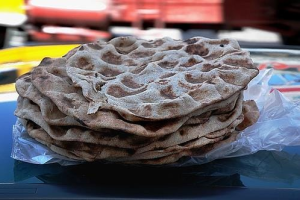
[{"x1": 15, "y1": 36, "x2": 260, "y2": 165}]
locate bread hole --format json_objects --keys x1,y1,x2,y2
[
  {"x1": 77, "y1": 57, "x2": 94, "y2": 70},
  {"x1": 144, "y1": 39, "x2": 165, "y2": 47},
  {"x1": 114, "y1": 37, "x2": 136, "y2": 48},
  {"x1": 178, "y1": 80, "x2": 197, "y2": 90},
  {"x1": 181, "y1": 58, "x2": 201, "y2": 68},
  {"x1": 115, "y1": 48, "x2": 127, "y2": 55},
  {"x1": 186, "y1": 44, "x2": 209, "y2": 56},
  {"x1": 208, "y1": 39, "x2": 230, "y2": 45},
  {"x1": 223, "y1": 58, "x2": 240, "y2": 66},
  {"x1": 62, "y1": 96, "x2": 76, "y2": 108},
  {"x1": 141, "y1": 43, "x2": 153, "y2": 48},
  {"x1": 201, "y1": 63, "x2": 221, "y2": 72},
  {"x1": 151, "y1": 54, "x2": 165, "y2": 63},
  {"x1": 155, "y1": 39, "x2": 165, "y2": 46},
  {"x1": 184, "y1": 38, "x2": 199, "y2": 44},
  {"x1": 160, "y1": 102, "x2": 180, "y2": 115},
  {"x1": 115, "y1": 45, "x2": 139, "y2": 55},
  {"x1": 137, "y1": 94, "x2": 155, "y2": 103},
  {"x1": 100, "y1": 67, "x2": 122, "y2": 77},
  {"x1": 121, "y1": 76, "x2": 142, "y2": 89},
  {"x1": 224, "y1": 58, "x2": 253, "y2": 68},
  {"x1": 130, "y1": 64, "x2": 148, "y2": 74},
  {"x1": 219, "y1": 65, "x2": 238, "y2": 70},
  {"x1": 38, "y1": 75, "x2": 50, "y2": 81},
  {"x1": 185, "y1": 73, "x2": 206, "y2": 84},
  {"x1": 188, "y1": 88, "x2": 209, "y2": 101},
  {"x1": 107, "y1": 85, "x2": 146, "y2": 98},
  {"x1": 124, "y1": 59, "x2": 138, "y2": 67},
  {"x1": 102, "y1": 52, "x2": 122, "y2": 65},
  {"x1": 218, "y1": 72, "x2": 236, "y2": 85},
  {"x1": 160, "y1": 72, "x2": 176, "y2": 79},
  {"x1": 160, "y1": 85, "x2": 177, "y2": 99},
  {"x1": 130, "y1": 50, "x2": 155, "y2": 58},
  {"x1": 158, "y1": 61, "x2": 178, "y2": 69},
  {"x1": 205, "y1": 79, "x2": 215, "y2": 85},
  {"x1": 157, "y1": 79, "x2": 169, "y2": 85},
  {"x1": 112, "y1": 37, "x2": 139, "y2": 54},
  {"x1": 168, "y1": 45, "x2": 183, "y2": 50},
  {"x1": 202, "y1": 51, "x2": 225, "y2": 61}
]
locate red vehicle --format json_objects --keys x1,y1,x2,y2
[
  {"x1": 25, "y1": 0, "x2": 112, "y2": 42},
  {"x1": 2, "y1": 0, "x2": 300, "y2": 45},
  {"x1": 25, "y1": 0, "x2": 224, "y2": 42}
]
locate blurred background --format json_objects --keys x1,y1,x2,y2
[
  {"x1": 1, "y1": 0, "x2": 300, "y2": 48},
  {"x1": 0, "y1": 0, "x2": 300, "y2": 98}
]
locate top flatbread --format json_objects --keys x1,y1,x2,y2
[{"x1": 65, "y1": 36, "x2": 259, "y2": 121}]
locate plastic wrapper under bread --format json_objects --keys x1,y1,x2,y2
[{"x1": 11, "y1": 69, "x2": 300, "y2": 166}]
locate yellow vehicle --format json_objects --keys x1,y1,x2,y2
[
  {"x1": 0, "y1": 44, "x2": 79, "y2": 93},
  {"x1": 0, "y1": 1, "x2": 79, "y2": 93},
  {"x1": 0, "y1": 0, "x2": 26, "y2": 48}
]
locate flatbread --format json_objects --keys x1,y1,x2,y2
[
  {"x1": 30, "y1": 57, "x2": 242, "y2": 137},
  {"x1": 15, "y1": 96, "x2": 151, "y2": 149},
  {"x1": 135, "y1": 93, "x2": 244, "y2": 154},
  {"x1": 107, "y1": 114, "x2": 243, "y2": 162},
  {"x1": 16, "y1": 96, "x2": 255, "y2": 164},
  {"x1": 65, "y1": 37, "x2": 259, "y2": 121},
  {"x1": 22, "y1": 119, "x2": 134, "y2": 161},
  {"x1": 15, "y1": 95, "x2": 242, "y2": 150},
  {"x1": 124, "y1": 131, "x2": 240, "y2": 165},
  {"x1": 14, "y1": 36, "x2": 260, "y2": 165}
]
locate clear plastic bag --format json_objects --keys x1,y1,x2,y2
[
  {"x1": 12, "y1": 119, "x2": 82, "y2": 166},
  {"x1": 11, "y1": 69, "x2": 300, "y2": 166}
]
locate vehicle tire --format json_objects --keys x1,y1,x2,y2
[{"x1": 0, "y1": 26, "x2": 7, "y2": 49}]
